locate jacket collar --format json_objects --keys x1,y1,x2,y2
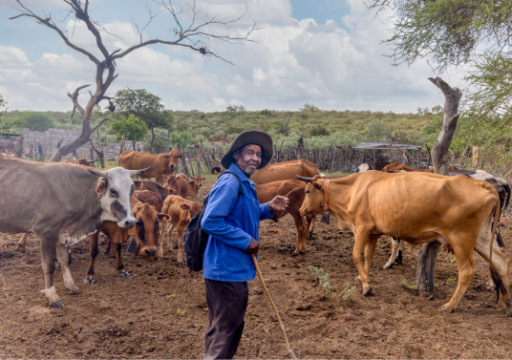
[{"x1": 229, "y1": 163, "x2": 257, "y2": 191}]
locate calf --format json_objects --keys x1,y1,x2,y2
[
  {"x1": 166, "y1": 174, "x2": 189, "y2": 198},
  {"x1": 179, "y1": 174, "x2": 205, "y2": 198},
  {"x1": 158, "y1": 195, "x2": 202, "y2": 264},
  {"x1": 85, "y1": 198, "x2": 169, "y2": 284},
  {"x1": 134, "y1": 179, "x2": 176, "y2": 202},
  {"x1": 134, "y1": 190, "x2": 163, "y2": 212},
  {"x1": 256, "y1": 179, "x2": 316, "y2": 255}
]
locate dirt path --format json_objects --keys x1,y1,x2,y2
[{"x1": 1, "y1": 177, "x2": 512, "y2": 359}]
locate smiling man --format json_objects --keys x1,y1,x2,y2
[{"x1": 201, "y1": 130, "x2": 289, "y2": 359}]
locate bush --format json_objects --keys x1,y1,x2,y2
[
  {"x1": 110, "y1": 114, "x2": 148, "y2": 141},
  {"x1": 309, "y1": 124, "x2": 330, "y2": 137},
  {"x1": 12, "y1": 112, "x2": 54, "y2": 132},
  {"x1": 144, "y1": 128, "x2": 170, "y2": 153},
  {"x1": 365, "y1": 119, "x2": 389, "y2": 141},
  {"x1": 169, "y1": 131, "x2": 194, "y2": 148}
]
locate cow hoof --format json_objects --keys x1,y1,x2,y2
[
  {"x1": 70, "y1": 257, "x2": 78, "y2": 264},
  {"x1": 70, "y1": 289, "x2": 82, "y2": 295},
  {"x1": 362, "y1": 286, "x2": 372, "y2": 296},
  {"x1": 15, "y1": 244, "x2": 25, "y2": 252},
  {"x1": 50, "y1": 300, "x2": 65, "y2": 308},
  {"x1": 354, "y1": 276, "x2": 361, "y2": 283},
  {"x1": 55, "y1": 262, "x2": 61, "y2": 269},
  {"x1": 437, "y1": 305, "x2": 453, "y2": 313},
  {"x1": 383, "y1": 264, "x2": 392, "y2": 270},
  {"x1": 84, "y1": 277, "x2": 96, "y2": 285},
  {"x1": 119, "y1": 270, "x2": 130, "y2": 278},
  {"x1": 291, "y1": 252, "x2": 298, "y2": 257}
]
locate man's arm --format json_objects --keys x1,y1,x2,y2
[
  {"x1": 201, "y1": 176, "x2": 252, "y2": 251},
  {"x1": 260, "y1": 195, "x2": 289, "y2": 220}
]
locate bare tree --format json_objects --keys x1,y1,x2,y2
[
  {"x1": 10, "y1": 0, "x2": 257, "y2": 162},
  {"x1": 417, "y1": 77, "x2": 461, "y2": 295}
]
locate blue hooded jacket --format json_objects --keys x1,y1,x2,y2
[{"x1": 201, "y1": 163, "x2": 274, "y2": 282}]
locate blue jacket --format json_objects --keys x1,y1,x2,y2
[{"x1": 201, "y1": 163, "x2": 274, "y2": 282}]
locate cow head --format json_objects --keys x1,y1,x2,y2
[
  {"x1": 165, "y1": 150, "x2": 182, "y2": 171},
  {"x1": 180, "y1": 202, "x2": 203, "y2": 222},
  {"x1": 166, "y1": 175, "x2": 177, "y2": 189},
  {"x1": 189, "y1": 175, "x2": 206, "y2": 195},
  {"x1": 89, "y1": 167, "x2": 150, "y2": 228},
  {"x1": 132, "y1": 202, "x2": 170, "y2": 257},
  {"x1": 354, "y1": 163, "x2": 372, "y2": 173},
  {"x1": 297, "y1": 175, "x2": 326, "y2": 217}
]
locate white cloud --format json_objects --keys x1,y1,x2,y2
[{"x1": 0, "y1": 0, "x2": 468, "y2": 113}]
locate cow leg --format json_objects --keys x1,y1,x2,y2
[
  {"x1": 306, "y1": 214, "x2": 316, "y2": 240},
  {"x1": 362, "y1": 235, "x2": 379, "y2": 281},
  {"x1": 383, "y1": 238, "x2": 402, "y2": 269},
  {"x1": 353, "y1": 230, "x2": 371, "y2": 296},
  {"x1": 291, "y1": 212, "x2": 307, "y2": 255},
  {"x1": 115, "y1": 243, "x2": 129, "y2": 278},
  {"x1": 85, "y1": 233, "x2": 99, "y2": 285},
  {"x1": 39, "y1": 235, "x2": 64, "y2": 308},
  {"x1": 439, "y1": 238, "x2": 478, "y2": 313},
  {"x1": 157, "y1": 222, "x2": 168, "y2": 258},
  {"x1": 474, "y1": 226, "x2": 512, "y2": 313},
  {"x1": 177, "y1": 225, "x2": 186, "y2": 265},
  {"x1": 16, "y1": 232, "x2": 29, "y2": 252},
  {"x1": 56, "y1": 243, "x2": 81, "y2": 295},
  {"x1": 167, "y1": 223, "x2": 176, "y2": 256}
]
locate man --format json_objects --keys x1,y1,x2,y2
[{"x1": 201, "y1": 130, "x2": 289, "y2": 359}]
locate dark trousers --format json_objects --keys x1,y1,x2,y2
[{"x1": 204, "y1": 279, "x2": 249, "y2": 360}]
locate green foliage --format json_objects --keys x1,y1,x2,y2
[
  {"x1": 365, "y1": 119, "x2": 389, "y2": 141},
  {"x1": 110, "y1": 114, "x2": 148, "y2": 141},
  {"x1": 446, "y1": 277, "x2": 456, "y2": 285},
  {"x1": 12, "y1": 112, "x2": 54, "y2": 132},
  {"x1": 144, "y1": 128, "x2": 170, "y2": 154},
  {"x1": 259, "y1": 109, "x2": 272, "y2": 116},
  {"x1": 176, "y1": 308, "x2": 186, "y2": 316},
  {"x1": 300, "y1": 103, "x2": 320, "y2": 112},
  {"x1": 169, "y1": 131, "x2": 194, "y2": 148},
  {"x1": 308, "y1": 266, "x2": 356, "y2": 302},
  {"x1": 309, "y1": 124, "x2": 330, "y2": 137},
  {"x1": 448, "y1": 254, "x2": 456, "y2": 265},
  {"x1": 401, "y1": 278, "x2": 417, "y2": 290},
  {"x1": 114, "y1": 89, "x2": 173, "y2": 131}
]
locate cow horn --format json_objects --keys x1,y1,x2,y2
[
  {"x1": 129, "y1": 166, "x2": 151, "y2": 176},
  {"x1": 88, "y1": 169, "x2": 107, "y2": 177},
  {"x1": 296, "y1": 175, "x2": 315, "y2": 182},
  {"x1": 316, "y1": 171, "x2": 326, "y2": 178}
]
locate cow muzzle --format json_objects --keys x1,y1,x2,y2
[
  {"x1": 145, "y1": 249, "x2": 157, "y2": 256},
  {"x1": 118, "y1": 215, "x2": 136, "y2": 229},
  {"x1": 169, "y1": 164, "x2": 175, "y2": 168}
]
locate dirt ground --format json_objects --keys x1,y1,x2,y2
[{"x1": 1, "y1": 176, "x2": 512, "y2": 359}]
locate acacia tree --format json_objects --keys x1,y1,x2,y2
[
  {"x1": 114, "y1": 89, "x2": 172, "y2": 153},
  {"x1": 10, "y1": 0, "x2": 257, "y2": 162}
]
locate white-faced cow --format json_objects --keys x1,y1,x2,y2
[
  {"x1": 0, "y1": 157, "x2": 148, "y2": 307},
  {"x1": 119, "y1": 150, "x2": 182, "y2": 185},
  {"x1": 298, "y1": 172, "x2": 510, "y2": 314}
]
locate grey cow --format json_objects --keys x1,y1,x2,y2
[{"x1": 0, "y1": 157, "x2": 148, "y2": 307}]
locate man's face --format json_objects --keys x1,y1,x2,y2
[{"x1": 233, "y1": 144, "x2": 262, "y2": 175}]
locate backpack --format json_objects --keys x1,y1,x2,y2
[{"x1": 183, "y1": 171, "x2": 245, "y2": 272}]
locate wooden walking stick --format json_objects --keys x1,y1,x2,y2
[{"x1": 252, "y1": 254, "x2": 297, "y2": 360}]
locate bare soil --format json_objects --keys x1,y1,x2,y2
[{"x1": 1, "y1": 176, "x2": 512, "y2": 359}]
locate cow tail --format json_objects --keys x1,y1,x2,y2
[{"x1": 489, "y1": 194, "x2": 506, "y2": 304}]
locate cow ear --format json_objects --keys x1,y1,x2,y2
[
  {"x1": 180, "y1": 203, "x2": 190, "y2": 211},
  {"x1": 96, "y1": 179, "x2": 107, "y2": 194},
  {"x1": 313, "y1": 181, "x2": 322, "y2": 191},
  {"x1": 210, "y1": 167, "x2": 221, "y2": 175},
  {"x1": 133, "y1": 180, "x2": 142, "y2": 190},
  {"x1": 158, "y1": 213, "x2": 170, "y2": 223}
]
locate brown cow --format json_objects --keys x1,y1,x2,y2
[
  {"x1": 85, "y1": 198, "x2": 169, "y2": 284},
  {"x1": 61, "y1": 156, "x2": 97, "y2": 167},
  {"x1": 133, "y1": 190, "x2": 163, "y2": 212},
  {"x1": 134, "y1": 179, "x2": 177, "y2": 201},
  {"x1": 158, "y1": 195, "x2": 202, "y2": 264},
  {"x1": 167, "y1": 173, "x2": 205, "y2": 198},
  {"x1": 298, "y1": 172, "x2": 510, "y2": 314},
  {"x1": 211, "y1": 153, "x2": 322, "y2": 185},
  {"x1": 256, "y1": 179, "x2": 316, "y2": 254},
  {"x1": 119, "y1": 150, "x2": 182, "y2": 184}
]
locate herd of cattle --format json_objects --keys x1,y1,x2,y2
[{"x1": 1, "y1": 149, "x2": 511, "y2": 315}]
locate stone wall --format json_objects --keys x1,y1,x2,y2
[{"x1": 22, "y1": 128, "x2": 143, "y2": 161}]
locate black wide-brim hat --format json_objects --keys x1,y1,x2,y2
[{"x1": 221, "y1": 130, "x2": 274, "y2": 170}]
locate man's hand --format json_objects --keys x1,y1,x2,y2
[
  {"x1": 268, "y1": 195, "x2": 289, "y2": 212},
  {"x1": 246, "y1": 238, "x2": 259, "y2": 255}
]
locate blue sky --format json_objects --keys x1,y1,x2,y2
[{"x1": 0, "y1": 0, "x2": 464, "y2": 112}]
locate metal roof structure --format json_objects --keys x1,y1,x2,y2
[{"x1": 354, "y1": 142, "x2": 422, "y2": 150}]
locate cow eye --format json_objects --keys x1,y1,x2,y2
[
  {"x1": 306, "y1": 190, "x2": 310, "y2": 194},
  {"x1": 110, "y1": 188, "x2": 117, "y2": 195}
]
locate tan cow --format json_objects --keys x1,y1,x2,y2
[
  {"x1": 256, "y1": 179, "x2": 316, "y2": 254},
  {"x1": 85, "y1": 197, "x2": 169, "y2": 284},
  {"x1": 158, "y1": 195, "x2": 202, "y2": 264},
  {"x1": 298, "y1": 172, "x2": 510, "y2": 314},
  {"x1": 119, "y1": 150, "x2": 182, "y2": 184},
  {"x1": 166, "y1": 174, "x2": 205, "y2": 199}
]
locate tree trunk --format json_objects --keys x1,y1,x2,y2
[
  {"x1": 149, "y1": 124, "x2": 155, "y2": 153},
  {"x1": 417, "y1": 77, "x2": 461, "y2": 295},
  {"x1": 49, "y1": 118, "x2": 93, "y2": 162},
  {"x1": 121, "y1": 135, "x2": 126, "y2": 154}
]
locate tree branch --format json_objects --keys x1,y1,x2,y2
[
  {"x1": 67, "y1": 84, "x2": 91, "y2": 118},
  {"x1": 91, "y1": 118, "x2": 110, "y2": 133}
]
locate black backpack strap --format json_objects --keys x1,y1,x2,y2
[{"x1": 218, "y1": 171, "x2": 245, "y2": 195}]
